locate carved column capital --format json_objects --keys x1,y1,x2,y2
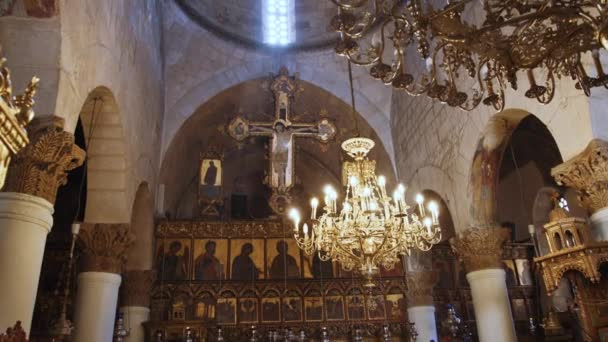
[
  {"x1": 78, "y1": 223, "x2": 135, "y2": 274},
  {"x1": 120, "y1": 270, "x2": 156, "y2": 308},
  {"x1": 5, "y1": 116, "x2": 85, "y2": 203},
  {"x1": 450, "y1": 227, "x2": 510, "y2": 273},
  {"x1": 552, "y1": 139, "x2": 608, "y2": 214},
  {"x1": 406, "y1": 271, "x2": 438, "y2": 307}
]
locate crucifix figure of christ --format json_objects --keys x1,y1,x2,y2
[{"x1": 227, "y1": 67, "x2": 337, "y2": 214}]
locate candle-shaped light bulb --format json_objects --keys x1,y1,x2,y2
[
  {"x1": 288, "y1": 208, "x2": 300, "y2": 231},
  {"x1": 311, "y1": 197, "x2": 319, "y2": 219},
  {"x1": 324, "y1": 184, "x2": 334, "y2": 195},
  {"x1": 71, "y1": 223, "x2": 81, "y2": 235},
  {"x1": 397, "y1": 183, "x2": 406, "y2": 195},
  {"x1": 393, "y1": 190, "x2": 402, "y2": 212},
  {"x1": 528, "y1": 224, "x2": 535, "y2": 236},
  {"x1": 428, "y1": 201, "x2": 439, "y2": 224},
  {"x1": 370, "y1": 201, "x2": 378, "y2": 211},
  {"x1": 423, "y1": 217, "x2": 432, "y2": 235},
  {"x1": 415, "y1": 193, "x2": 425, "y2": 216},
  {"x1": 343, "y1": 202, "x2": 352, "y2": 213},
  {"x1": 362, "y1": 187, "x2": 371, "y2": 197},
  {"x1": 378, "y1": 175, "x2": 386, "y2": 186},
  {"x1": 349, "y1": 176, "x2": 359, "y2": 187},
  {"x1": 303, "y1": 223, "x2": 309, "y2": 236}
]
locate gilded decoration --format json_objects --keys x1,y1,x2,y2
[
  {"x1": 552, "y1": 139, "x2": 608, "y2": 214},
  {"x1": 534, "y1": 210, "x2": 608, "y2": 293},
  {"x1": 156, "y1": 220, "x2": 292, "y2": 239},
  {"x1": 450, "y1": 227, "x2": 511, "y2": 272},
  {"x1": 405, "y1": 271, "x2": 438, "y2": 307},
  {"x1": 121, "y1": 270, "x2": 156, "y2": 308},
  {"x1": 0, "y1": 50, "x2": 38, "y2": 189},
  {"x1": 4, "y1": 116, "x2": 85, "y2": 203},
  {"x1": 0, "y1": 321, "x2": 27, "y2": 342},
  {"x1": 77, "y1": 223, "x2": 135, "y2": 274},
  {"x1": 226, "y1": 67, "x2": 336, "y2": 214}
]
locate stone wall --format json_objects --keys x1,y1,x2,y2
[
  {"x1": 0, "y1": 0, "x2": 164, "y2": 222},
  {"x1": 161, "y1": 0, "x2": 395, "y2": 169},
  {"x1": 390, "y1": 70, "x2": 598, "y2": 232}
]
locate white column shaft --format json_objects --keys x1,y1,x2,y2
[
  {"x1": 467, "y1": 268, "x2": 516, "y2": 342},
  {"x1": 407, "y1": 305, "x2": 438, "y2": 342},
  {"x1": 119, "y1": 306, "x2": 150, "y2": 342},
  {"x1": 73, "y1": 272, "x2": 122, "y2": 342},
  {"x1": 590, "y1": 207, "x2": 608, "y2": 241},
  {"x1": 0, "y1": 192, "x2": 53, "y2": 334}
]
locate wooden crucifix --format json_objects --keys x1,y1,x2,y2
[{"x1": 227, "y1": 67, "x2": 337, "y2": 213}]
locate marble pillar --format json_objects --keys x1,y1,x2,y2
[
  {"x1": 119, "y1": 270, "x2": 156, "y2": 342},
  {"x1": 406, "y1": 271, "x2": 438, "y2": 342},
  {"x1": 552, "y1": 139, "x2": 608, "y2": 240},
  {"x1": 0, "y1": 117, "x2": 84, "y2": 333},
  {"x1": 73, "y1": 223, "x2": 134, "y2": 342},
  {"x1": 451, "y1": 227, "x2": 516, "y2": 342}
]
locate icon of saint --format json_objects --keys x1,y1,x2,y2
[
  {"x1": 231, "y1": 243, "x2": 261, "y2": 281},
  {"x1": 269, "y1": 240, "x2": 300, "y2": 279},
  {"x1": 194, "y1": 240, "x2": 224, "y2": 280}
]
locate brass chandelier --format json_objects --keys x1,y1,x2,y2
[
  {"x1": 288, "y1": 136, "x2": 441, "y2": 283},
  {"x1": 329, "y1": 0, "x2": 608, "y2": 111}
]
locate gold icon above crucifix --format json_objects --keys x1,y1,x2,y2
[{"x1": 227, "y1": 67, "x2": 337, "y2": 214}]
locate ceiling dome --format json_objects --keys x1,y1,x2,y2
[{"x1": 175, "y1": 0, "x2": 339, "y2": 49}]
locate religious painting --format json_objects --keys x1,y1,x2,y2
[
  {"x1": 511, "y1": 299, "x2": 528, "y2": 320},
  {"x1": 514, "y1": 259, "x2": 533, "y2": 285},
  {"x1": 282, "y1": 297, "x2": 303, "y2": 322},
  {"x1": 193, "y1": 239, "x2": 227, "y2": 281},
  {"x1": 325, "y1": 296, "x2": 345, "y2": 321},
  {"x1": 304, "y1": 253, "x2": 335, "y2": 279},
  {"x1": 366, "y1": 295, "x2": 387, "y2": 320},
  {"x1": 194, "y1": 299, "x2": 215, "y2": 320},
  {"x1": 217, "y1": 298, "x2": 237, "y2": 325},
  {"x1": 156, "y1": 238, "x2": 190, "y2": 281},
  {"x1": 199, "y1": 158, "x2": 222, "y2": 199},
  {"x1": 261, "y1": 298, "x2": 281, "y2": 323},
  {"x1": 227, "y1": 116, "x2": 250, "y2": 142},
  {"x1": 346, "y1": 295, "x2": 366, "y2": 320},
  {"x1": 230, "y1": 239, "x2": 265, "y2": 280},
  {"x1": 386, "y1": 294, "x2": 406, "y2": 320},
  {"x1": 304, "y1": 297, "x2": 324, "y2": 322},
  {"x1": 171, "y1": 299, "x2": 186, "y2": 320},
  {"x1": 238, "y1": 298, "x2": 258, "y2": 324},
  {"x1": 503, "y1": 260, "x2": 518, "y2": 287},
  {"x1": 267, "y1": 239, "x2": 301, "y2": 279}
]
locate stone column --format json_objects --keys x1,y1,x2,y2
[
  {"x1": 552, "y1": 139, "x2": 608, "y2": 241},
  {"x1": 451, "y1": 227, "x2": 516, "y2": 342},
  {"x1": 0, "y1": 117, "x2": 84, "y2": 334},
  {"x1": 119, "y1": 270, "x2": 156, "y2": 342},
  {"x1": 406, "y1": 271, "x2": 438, "y2": 342},
  {"x1": 73, "y1": 223, "x2": 134, "y2": 342}
]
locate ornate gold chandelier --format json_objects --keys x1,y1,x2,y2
[
  {"x1": 289, "y1": 136, "x2": 441, "y2": 283},
  {"x1": 329, "y1": 0, "x2": 608, "y2": 111}
]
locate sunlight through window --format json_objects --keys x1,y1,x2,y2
[{"x1": 263, "y1": 0, "x2": 295, "y2": 46}]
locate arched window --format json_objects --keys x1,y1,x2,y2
[
  {"x1": 565, "y1": 230, "x2": 576, "y2": 247},
  {"x1": 554, "y1": 232, "x2": 563, "y2": 251}
]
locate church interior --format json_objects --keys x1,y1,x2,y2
[{"x1": 2, "y1": 0, "x2": 608, "y2": 341}]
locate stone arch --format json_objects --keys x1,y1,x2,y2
[
  {"x1": 160, "y1": 78, "x2": 395, "y2": 219},
  {"x1": 77, "y1": 86, "x2": 130, "y2": 223},
  {"x1": 127, "y1": 181, "x2": 155, "y2": 270},
  {"x1": 468, "y1": 109, "x2": 563, "y2": 230},
  {"x1": 162, "y1": 64, "x2": 394, "y2": 168}
]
